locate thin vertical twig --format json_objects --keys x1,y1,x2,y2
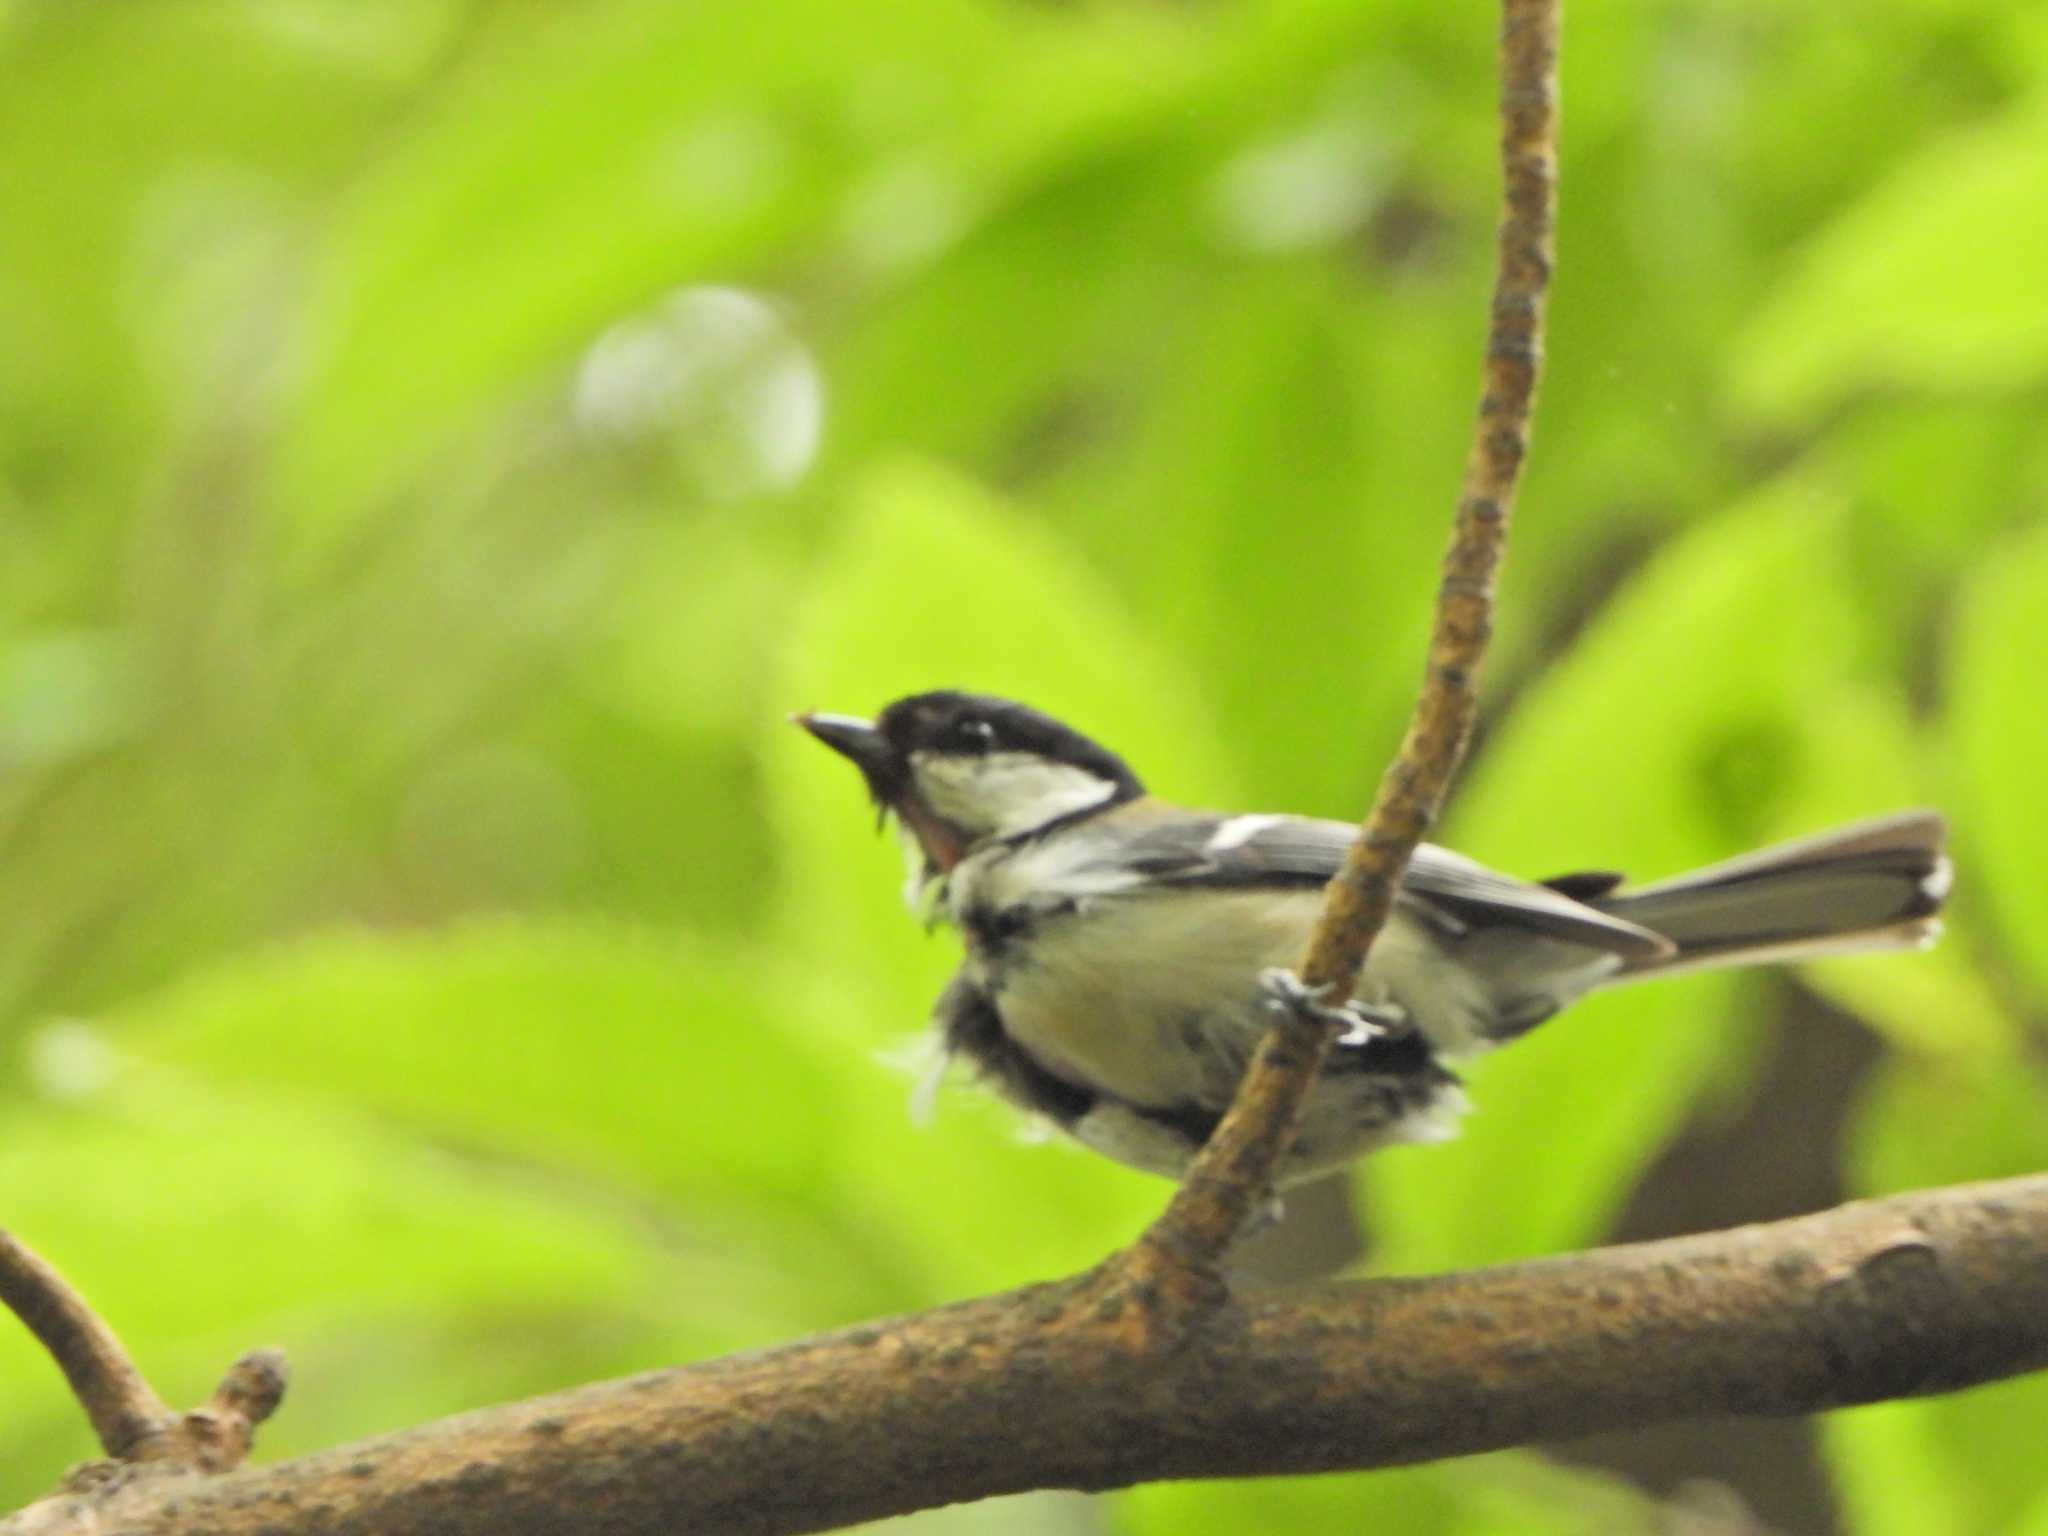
[{"x1": 1127, "y1": 0, "x2": 1562, "y2": 1285}]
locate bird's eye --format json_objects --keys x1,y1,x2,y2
[{"x1": 949, "y1": 718, "x2": 997, "y2": 753}]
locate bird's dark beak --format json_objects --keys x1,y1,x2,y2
[
  {"x1": 794, "y1": 712, "x2": 899, "y2": 792},
  {"x1": 794, "y1": 710, "x2": 966, "y2": 871},
  {"x1": 795, "y1": 711, "x2": 915, "y2": 824}
]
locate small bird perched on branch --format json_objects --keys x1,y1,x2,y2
[{"x1": 799, "y1": 691, "x2": 1950, "y2": 1185}]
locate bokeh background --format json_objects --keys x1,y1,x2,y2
[{"x1": 4, "y1": 2, "x2": 2047, "y2": 1531}]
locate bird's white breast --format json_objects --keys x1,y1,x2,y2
[
  {"x1": 984, "y1": 884, "x2": 1328, "y2": 1107},
  {"x1": 945, "y1": 832, "x2": 1513, "y2": 1108}
]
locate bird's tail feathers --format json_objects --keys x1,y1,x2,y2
[{"x1": 1595, "y1": 811, "x2": 1950, "y2": 983}]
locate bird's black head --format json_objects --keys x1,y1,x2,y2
[{"x1": 797, "y1": 690, "x2": 1144, "y2": 868}]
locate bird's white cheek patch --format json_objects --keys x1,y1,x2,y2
[{"x1": 910, "y1": 751, "x2": 1118, "y2": 839}]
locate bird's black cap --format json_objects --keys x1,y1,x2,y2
[{"x1": 871, "y1": 691, "x2": 1144, "y2": 798}]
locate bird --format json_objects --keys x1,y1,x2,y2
[{"x1": 797, "y1": 690, "x2": 1951, "y2": 1185}]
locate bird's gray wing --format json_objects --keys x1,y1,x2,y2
[{"x1": 1119, "y1": 813, "x2": 1672, "y2": 960}]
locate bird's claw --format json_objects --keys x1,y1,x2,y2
[
  {"x1": 1257, "y1": 967, "x2": 1410, "y2": 1045},
  {"x1": 1245, "y1": 1193, "x2": 1287, "y2": 1235}
]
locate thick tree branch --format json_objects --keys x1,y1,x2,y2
[
  {"x1": 1133, "y1": 0, "x2": 1560, "y2": 1279},
  {"x1": 0, "y1": 1229, "x2": 287, "y2": 1477},
  {"x1": 5, "y1": 1176, "x2": 2043, "y2": 1536}
]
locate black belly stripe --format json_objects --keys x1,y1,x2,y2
[
  {"x1": 1128, "y1": 1098, "x2": 1222, "y2": 1148},
  {"x1": 962, "y1": 899, "x2": 1079, "y2": 968},
  {"x1": 940, "y1": 974, "x2": 1458, "y2": 1143},
  {"x1": 1131, "y1": 1040, "x2": 1457, "y2": 1150},
  {"x1": 940, "y1": 976, "x2": 1096, "y2": 1127},
  {"x1": 1321, "y1": 1026, "x2": 1443, "y2": 1077}
]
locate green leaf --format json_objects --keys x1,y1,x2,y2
[
  {"x1": 1728, "y1": 91, "x2": 2048, "y2": 420},
  {"x1": 0, "y1": 918, "x2": 964, "y2": 1500},
  {"x1": 259, "y1": 4, "x2": 845, "y2": 558},
  {"x1": 0, "y1": 1075, "x2": 659, "y2": 1504},
  {"x1": 1053, "y1": 265, "x2": 1468, "y2": 817},
  {"x1": 1825, "y1": 1399, "x2": 1978, "y2": 1536},
  {"x1": 1820, "y1": 404, "x2": 2042, "y2": 576},
  {"x1": 1768, "y1": 688, "x2": 2014, "y2": 1061},
  {"x1": 105, "y1": 918, "x2": 938, "y2": 1317},
  {"x1": 2015, "y1": 1480, "x2": 2048, "y2": 1536},
  {"x1": 121, "y1": 920, "x2": 851, "y2": 1220},
  {"x1": 1832, "y1": 1050, "x2": 2048, "y2": 1536},
  {"x1": 1948, "y1": 521, "x2": 2048, "y2": 1009},
  {"x1": 0, "y1": 1080, "x2": 645, "y2": 1342},
  {"x1": 1118, "y1": 1453, "x2": 1656, "y2": 1536},
  {"x1": 1823, "y1": 1376, "x2": 2048, "y2": 1536},
  {"x1": 1849, "y1": 1053, "x2": 2048, "y2": 1210},
  {"x1": 255, "y1": 0, "x2": 1259, "y2": 575}
]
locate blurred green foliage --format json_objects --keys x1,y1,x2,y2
[{"x1": 1, "y1": 1, "x2": 2044, "y2": 1531}]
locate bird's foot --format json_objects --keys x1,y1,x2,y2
[
  {"x1": 1258, "y1": 967, "x2": 1410, "y2": 1046},
  {"x1": 1243, "y1": 1192, "x2": 1286, "y2": 1235}
]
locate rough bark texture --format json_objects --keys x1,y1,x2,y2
[{"x1": 6, "y1": 1176, "x2": 2044, "y2": 1536}]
